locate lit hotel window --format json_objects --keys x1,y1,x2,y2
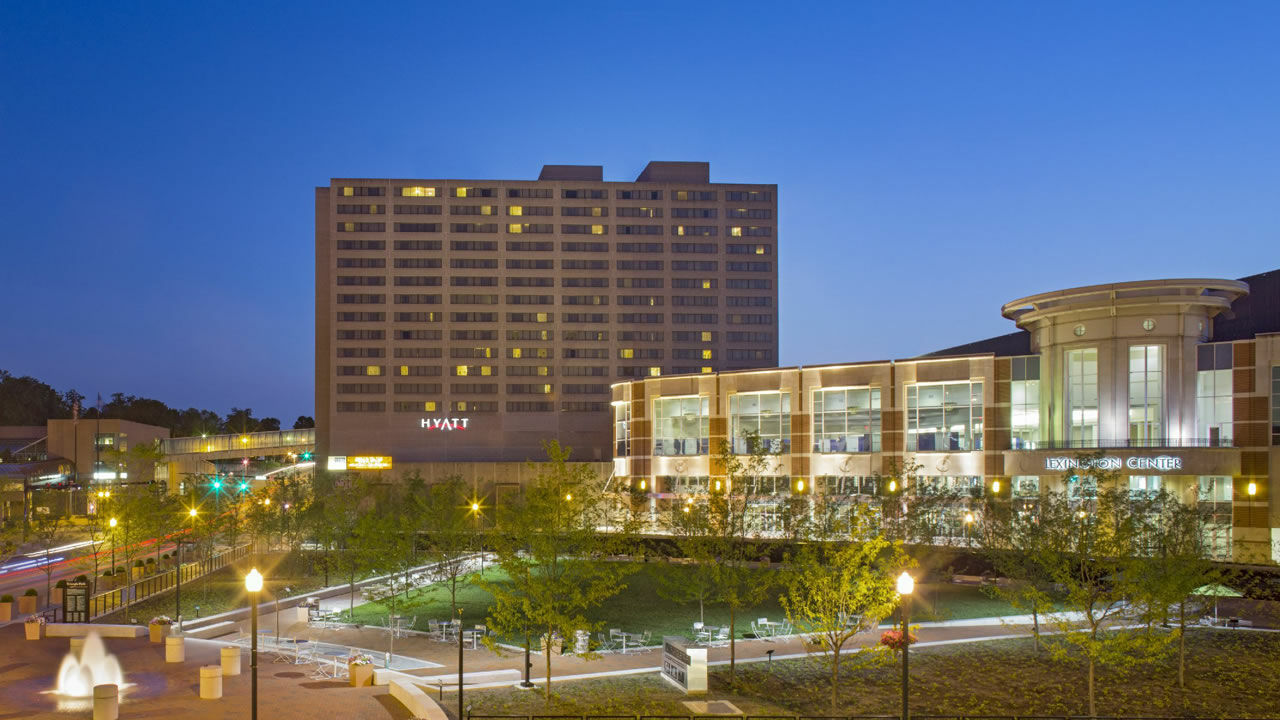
[
  {"x1": 701, "y1": 331, "x2": 713, "y2": 342},
  {"x1": 509, "y1": 205, "x2": 523, "y2": 216},
  {"x1": 366, "y1": 366, "x2": 381, "y2": 376},
  {"x1": 508, "y1": 224, "x2": 523, "y2": 233},
  {"x1": 401, "y1": 186, "x2": 436, "y2": 197},
  {"x1": 702, "y1": 349, "x2": 713, "y2": 360},
  {"x1": 456, "y1": 365, "x2": 468, "y2": 376},
  {"x1": 648, "y1": 367, "x2": 661, "y2": 377},
  {"x1": 620, "y1": 349, "x2": 634, "y2": 359},
  {"x1": 730, "y1": 227, "x2": 742, "y2": 237},
  {"x1": 701, "y1": 367, "x2": 713, "y2": 374},
  {"x1": 591, "y1": 225, "x2": 604, "y2": 235},
  {"x1": 423, "y1": 401, "x2": 437, "y2": 411}
]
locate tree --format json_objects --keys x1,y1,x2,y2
[
  {"x1": 110, "y1": 485, "x2": 165, "y2": 618},
  {"x1": 0, "y1": 370, "x2": 71, "y2": 425},
  {"x1": 1041, "y1": 465, "x2": 1177, "y2": 718},
  {"x1": 705, "y1": 430, "x2": 778, "y2": 685},
  {"x1": 416, "y1": 474, "x2": 482, "y2": 616},
  {"x1": 976, "y1": 491, "x2": 1064, "y2": 652},
  {"x1": 1130, "y1": 490, "x2": 1216, "y2": 689},
  {"x1": 653, "y1": 497, "x2": 720, "y2": 625},
  {"x1": 479, "y1": 440, "x2": 634, "y2": 701},
  {"x1": 259, "y1": 417, "x2": 281, "y2": 431},
  {"x1": 779, "y1": 505, "x2": 907, "y2": 709},
  {"x1": 293, "y1": 415, "x2": 316, "y2": 429},
  {"x1": 29, "y1": 500, "x2": 68, "y2": 606}
]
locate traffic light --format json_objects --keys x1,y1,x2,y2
[
  {"x1": 211, "y1": 479, "x2": 222, "y2": 490},
  {"x1": 299, "y1": 451, "x2": 313, "y2": 461},
  {"x1": 238, "y1": 482, "x2": 249, "y2": 492}
]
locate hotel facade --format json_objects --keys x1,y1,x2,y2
[
  {"x1": 315, "y1": 162, "x2": 777, "y2": 467},
  {"x1": 612, "y1": 272, "x2": 1280, "y2": 562}
]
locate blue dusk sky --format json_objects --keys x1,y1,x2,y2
[{"x1": 2, "y1": 1, "x2": 1278, "y2": 421}]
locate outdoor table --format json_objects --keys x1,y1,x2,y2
[{"x1": 621, "y1": 632, "x2": 644, "y2": 653}]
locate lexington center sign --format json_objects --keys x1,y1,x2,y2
[{"x1": 1044, "y1": 455, "x2": 1183, "y2": 472}]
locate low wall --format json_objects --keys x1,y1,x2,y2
[{"x1": 46, "y1": 623, "x2": 145, "y2": 638}]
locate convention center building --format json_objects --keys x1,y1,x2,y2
[{"x1": 611, "y1": 271, "x2": 1280, "y2": 562}]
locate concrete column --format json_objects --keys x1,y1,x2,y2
[
  {"x1": 199, "y1": 665, "x2": 222, "y2": 699},
  {"x1": 165, "y1": 635, "x2": 185, "y2": 663},
  {"x1": 221, "y1": 646, "x2": 242, "y2": 676},
  {"x1": 92, "y1": 684, "x2": 118, "y2": 720}
]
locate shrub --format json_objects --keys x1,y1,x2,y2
[
  {"x1": 23, "y1": 589, "x2": 38, "y2": 597},
  {"x1": 879, "y1": 629, "x2": 917, "y2": 651},
  {"x1": 145, "y1": 557, "x2": 156, "y2": 564},
  {"x1": 102, "y1": 569, "x2": 113, "y2": 577},
  {"x1": 26, "y1": 615, "x2": 46, "y2": 625},
  {"x1": 115, "y1": 566, "x2": 124, "y2": 574},
  {"x1": 133, "y1": 560, "x2": 144, "y2": 567},
  {"x1": 74, "y1": 575, "x2": 88, "y2": 582},
  {"x1": 0, "y1": 594, "x2": 13, "y2": 603},
  {"x1": 149, "y1": 615, "x2": 173, "y2": 626},
  {"x1": 55, "y1": 579, "x2": 68, "y2": 589}
]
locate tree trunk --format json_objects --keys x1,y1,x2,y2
[
  {"x1": 1031, "y1": 605, "x2": 1041, "y2": 653},
  {"x1": 1087, "y1": 657, "x2": 1096, "y2": 718},
  {"x1": 699, "y1": 596, "x2": 704, "y2": 625},
  {"x1": 830, "y1": 645, "x2": 841, "y2": 710},
  {"x1": 1178, "y1": 601, "x2": 1186, "y2": 690},
  {"x1": 729, "y1": 605, "x2": 736, "y2": 685},
  {"x1": 544, "y1": 635, "x2": 553, "y2": 701}
]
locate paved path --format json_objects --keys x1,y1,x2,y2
[{"x1": 0, "y1": 624, "x2": 411, "y2": 720}]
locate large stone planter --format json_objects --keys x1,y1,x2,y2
[
  {"x1": 131, "y1": 567, "x2": 144, "y2": 582},
  {"x1": 25, "y1": 622, "x2": 45, "y2": 640},
  {"x1": 18, "y1": 595, "x2": 37, "y2": 614},
  {"x1": 0, "y1": 602, "x2": 11, "y2": 622},
  {"x1": 52, "y1": 587, "x2": 65, "y2": 605},
  {"x1": 149, "y1": 624, "x2": 170, "y2": 643},
  {"x1": 349, "y1": 663, "x2": 374, "y2": 687},
  {"x1": 199, "y1": 665, "x2": 222, "y2": 699}
]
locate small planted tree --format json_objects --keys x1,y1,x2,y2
[
  {"x1": 1041, "y1": 460, "x2": 1177, "y2": 717},
  {"x1": 480, "y1": 440, "x2": 634, "y2": 700},
  {"x1": 976, "y1": 491, "x2": 1063, "y2": 652},
  {"x1": 779, "y1": 504, "x2": 907, "y2": 710},
  {"x1": 416, "y1": 474, "x2": 483, "y2": 616}
]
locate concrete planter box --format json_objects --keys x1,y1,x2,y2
[
  {"x1": 52, "y1": 588, "x2": 65, "y2": 605},
  {"x1": 349, "y1": 663, "x2": 375, "y2": 687},
  {"x1": 149, "y1": 624, "x2": 170, "y2": 643},
  {"x1": 18, "y1": 595, "x2": 38, "y2": 614},
  {"x1": 0, "y1": 602, "x2": 11, "y2": 622},
  {"x1": 131, "y1": 567, "x2": 144, "y2": 582},
  {"x1": 25, "y1": 622, "x2": 46, "y2": 640}
]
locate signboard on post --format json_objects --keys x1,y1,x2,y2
[
  {"x1": 64, "y1": 580, "x2": 90, "y2": 623},
  {"x1": 661, "y1": 636, "x2": 707, "y2": 694}
]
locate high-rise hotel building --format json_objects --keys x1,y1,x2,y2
[{"x1": 316, "y1": 162, "x2": 777, "y2": 466}]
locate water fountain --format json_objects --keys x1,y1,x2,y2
[{"x1": 53, "y1": 631, "x2": 126, "y2": 698}]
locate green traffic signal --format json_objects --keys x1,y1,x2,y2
[{"x1": 299, "y1": 451, "x2": 313, "y2": 461}]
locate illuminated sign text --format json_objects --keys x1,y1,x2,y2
[
  {"x1": 1044, "y1": 455, "x2": 1182, "y2": 472},
  {"x1": 421, "y1": 417, "x2": 470, "y2": 431}
]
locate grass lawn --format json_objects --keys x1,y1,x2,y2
[
  {"x1": 467, "y1": 629, "x2": 1280, "y2": 718},
  {"x1": 106, "y1": 553, "x2": 328, "y2": 623},
  {"x1": 346, "y1": 563, "x2": 1021, "y2": 640}
]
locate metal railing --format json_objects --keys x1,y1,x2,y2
[
  {"x1": 1010, "y1": 437, "x2": 1234, "y2": 450},
  {"x1": 161, "y1": 429, "x2": 315, "y2": 456},
  {"x1": 90, "y1": 543, "x2": 250, "y2": 619}
]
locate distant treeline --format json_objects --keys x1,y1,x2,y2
[{"x1": 0, "y1": 369, "x2": 313, "y2": 437}]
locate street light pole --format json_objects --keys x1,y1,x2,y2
[
  {"x1": 457, "y1": 607, "x2": 464, "y2": 720},
  {"x1": 245, "y1": 568, "x2": 263, "y2": 720},
  {"x1": 897, "y1": 571, "x2": 915, "y2": 720}
]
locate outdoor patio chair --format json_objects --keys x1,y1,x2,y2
[
  {"x1": 596, "y1": 632, "x2": 617, "y2": 652},
  {"x1": 713, "y1": 627, "x2": 730, "y2": 646},
  {"x1": 696, "y1": 626, "x2": 713, "y2": 643}
]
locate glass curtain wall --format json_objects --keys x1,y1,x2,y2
[
  {"x1": 1198, "y1": 476, "x2": 1233, "y2": 559},
  {"x1": 1065, "y1": 348, "x2": 1099, "y2": 447},
  {"x1": 1010, "y1": 356, "x2": 1041, "y2": 449},
  {"x1": 905, "y1": 381, "x2": 983, "y2": 452},
  {"x1": 1128, "y1": 345, "x2": 1164, "y2": 445},
  {"x1": 614, "y1": 402, "x2": 630, "y2": 457},
  {"x1": 730, "y1": 391, "x2": 791, "y2": 453},
  {"x1": 652, "y1": 395, "x2": 710, "y2": 456},
  {"x1": 812, "y1": 387, "x2": 881, "y2": 452},
  {"x1": 1196, "y1": 344, "x2": 1233, "y2": 447}
]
